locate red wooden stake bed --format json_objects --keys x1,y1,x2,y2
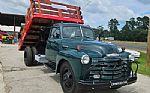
[{"x1": 18, "y1": 0, "x2": 84, "y2": 50}]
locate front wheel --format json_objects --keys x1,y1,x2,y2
[{"x1": 60, "y1": 62, "x2": 81, "y2": 93}]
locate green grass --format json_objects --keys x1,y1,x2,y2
[{"x1": 132, "y1": 52, "x2": 150, "y2": 76}]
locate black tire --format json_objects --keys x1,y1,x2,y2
[
  {"x1": 60, "y1": 62, "x2": 81, "y2": 93},
  {"x1": 31, "y1": 47, "x2": 39, "y2": 65},
  {"x1": 24, "y1": 47, "x2": 33, "y2": 66}
]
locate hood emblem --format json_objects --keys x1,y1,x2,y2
[{"x1": 106, "y1": 53, "x2": 119, "y2": 57}]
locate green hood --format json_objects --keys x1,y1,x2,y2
[{"x1": 61, "y1": 39, "x2": 119, "y2": 58}]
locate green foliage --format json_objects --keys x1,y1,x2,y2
[
  {"x1": 108, "y1": 18, "x2": 120, "y2": 39},
  {"x1": 93, "y1": 26, "x2": 110, "y2": 40},
  {"x1": 120, "y1": 16, "x2": 149, "y2": 42},
  {"x1": 120, "y1": 29, "x2": 148, "y2": 42},
  {"x1": 137, "y1": 16, "x2": 149, "y2": 30},
  {"x1": 132, "y1": 52, "x2": 150, "y2": 76},
  {"x1": 96, "y1": 16, "x2": 149, "y2": 42}
]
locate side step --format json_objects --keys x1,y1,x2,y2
[
  {"x1": 35, "y1": 54, "x2": 56, "y2": 71},
  {"x1": 35, "y1": 55, "x2": 49, "y2": 63}
]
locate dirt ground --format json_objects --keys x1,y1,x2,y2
[{"x1": 0, "y1": 44, "x2": 150, "y2": 93}]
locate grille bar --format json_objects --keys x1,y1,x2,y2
[{"x1": 86, "y1": 60, "x2": 129, "y2": 81}]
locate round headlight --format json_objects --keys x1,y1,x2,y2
[
  {"x1": 129, "y1": 55, "x2": 135, "y2": 62},
  {"x1": 81, "y1": 54, "x2": 90, "y2": 64}
]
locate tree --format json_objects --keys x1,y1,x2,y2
[
  {"x1": 108, "y1": 18, "x2": 119, "y2": 31},
  {"x1": 143, "y1": 16, "x2": 149, "y2": 30},
  {"x1": 97, "y1": 16, "x2": 149, "y2": 42},
  {"x1": 137, "y1": 16, "x2": 149, "y2": 30},
  {"x1": 128, "y1": 18, "x2": 136, "y2": 30},
  {"x1": 108, "y1": 18, "x2": 120, "y2": 39},
  {"x1": 122, "y1": 21, "x2": 130, "y2": 31},
  {"x1": 94, "y1": 26, "x2": 104, "y2": 40},
  {"x1": 93, "y1": 26, "x2": 104, "y2": 41},
  {"x1": 121, "y1": 16, "x2": 149, "y2": 42}
]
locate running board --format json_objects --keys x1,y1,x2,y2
[{"x1": 35, "y1": 55, "x2": 49, "y2": 63}]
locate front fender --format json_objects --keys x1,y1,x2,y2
[{"x1": 56, "y1": 49, "x2": 86, "y2": 81}]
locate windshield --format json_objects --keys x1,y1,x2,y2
[
  {"x1": 62, "y1": 26, "x2": 81, "y2": 38},
  {"x1": 62, "y1": 26, "x2": 94, "y2": 39},
  {"x1": 82, "y1": 27, "x2": 94, "y2": 40}
]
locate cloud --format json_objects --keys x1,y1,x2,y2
[
  {"x1": 0, "y1": 0, "x2": 29, "y2": 14},
  {"x1": 137, "y1": 0, "x2": 150, "y2": 5},
  {"x1": 84, "y1": 0, "x2": 109, "y2": 13},
  {"x1": 0, "y1": 0, "x2": 149, "y2": 29},
  {"x1": 78, "y1": 0, "x2": 137, "y2": 28}
]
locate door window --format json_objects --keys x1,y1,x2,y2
[{"x1": 50, "y1": 27, "x2": 61, "y2": 39}]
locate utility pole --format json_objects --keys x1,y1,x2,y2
[
  {"x1": 147, "y1": 16, "x2": 150, "y2": 67},
  {"x1": 12, "y1": 15, "x2": 16, "y2": 44},
  {"x1": 13, "y1": 16, "x2": 16, "y2": 37}
]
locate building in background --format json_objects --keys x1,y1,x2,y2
[{"x1": 0, "y1": 25, "x2": 21, "y2": 43}]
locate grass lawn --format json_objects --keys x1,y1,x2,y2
[{"x1": 132, "y1": 52, "x2": 150, "y2": 76}]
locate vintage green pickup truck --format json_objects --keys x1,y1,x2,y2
[{"x1": 24, "y1": 23, "x2": 138, "y2": 93}]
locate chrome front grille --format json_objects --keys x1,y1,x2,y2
[{"x1": 86, "y1": 59, "x2": 129, "y2": 81}]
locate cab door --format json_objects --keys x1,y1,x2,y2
[{"x1": 46, "y1": 27, "x2": 61, "y2": 62}]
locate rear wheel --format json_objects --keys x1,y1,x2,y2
[
  {"x1": 31, "y1": 47, "x2": 39, "y2": 65},
  {"x1": 60, "y1": 62, "x2": 81, "y2": 93},
  {"x1": 24, "y1": 47, "x2": 33, "y2": 66}
]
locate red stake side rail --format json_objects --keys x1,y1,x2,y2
[
  {"x1": 18, "y1": 0, "x2": 84, "y2": 50},
  {"x1": 25, "y1": 0, "x2": 84, "y2": 23}
]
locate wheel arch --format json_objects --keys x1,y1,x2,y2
[
  {"x1": 56, "y1": 59, "x2": 68, "y2": 74},
  {"x1": 56, "y1": 50, "x2": 86, "y2": 81},
  {"x1": 56, "y1": 56, "x2": 82, "y2": 81}
]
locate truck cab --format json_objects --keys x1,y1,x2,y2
[{"x1": 24, "y1": 23, "x2": 138, "y2": 93}]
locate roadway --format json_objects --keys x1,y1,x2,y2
[{"x1": 109, "y1": 41, "x2": 147, "y2": 52}]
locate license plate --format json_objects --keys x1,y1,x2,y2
[{"x1": 110, "y1": 80, "x2": 127, "y2": 87}]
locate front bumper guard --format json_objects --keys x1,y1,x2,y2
[
  {"x1": 78, "y1": 61, "x2": 138, "y2": 90},
  {"x1": 78, "y1": 76, "x2": 137, "y2": 90}
]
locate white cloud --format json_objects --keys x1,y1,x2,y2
[
  {"x1": 137, "y1": 0, "x2": 150, "y2": 5},
  {"x1": 79, "y1": 0, "x2": 137, "y2": 28},
  {"x1": 110, "y1": 6, "x2": 136, "y2": 20},
  {"x1": 0, "y1": 0, "x2": 29, "y2": 14},
  {"x1": 0, "y1": 0, "x2": 149, "y2": 29}
]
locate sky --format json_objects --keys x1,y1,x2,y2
[{"x1": 0, "y1": 0, "x2": 150, "y2": 29}]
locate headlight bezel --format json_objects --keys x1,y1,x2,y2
[{"x1": 81, "y1": 54, "x2": 90, "y2": 64}]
